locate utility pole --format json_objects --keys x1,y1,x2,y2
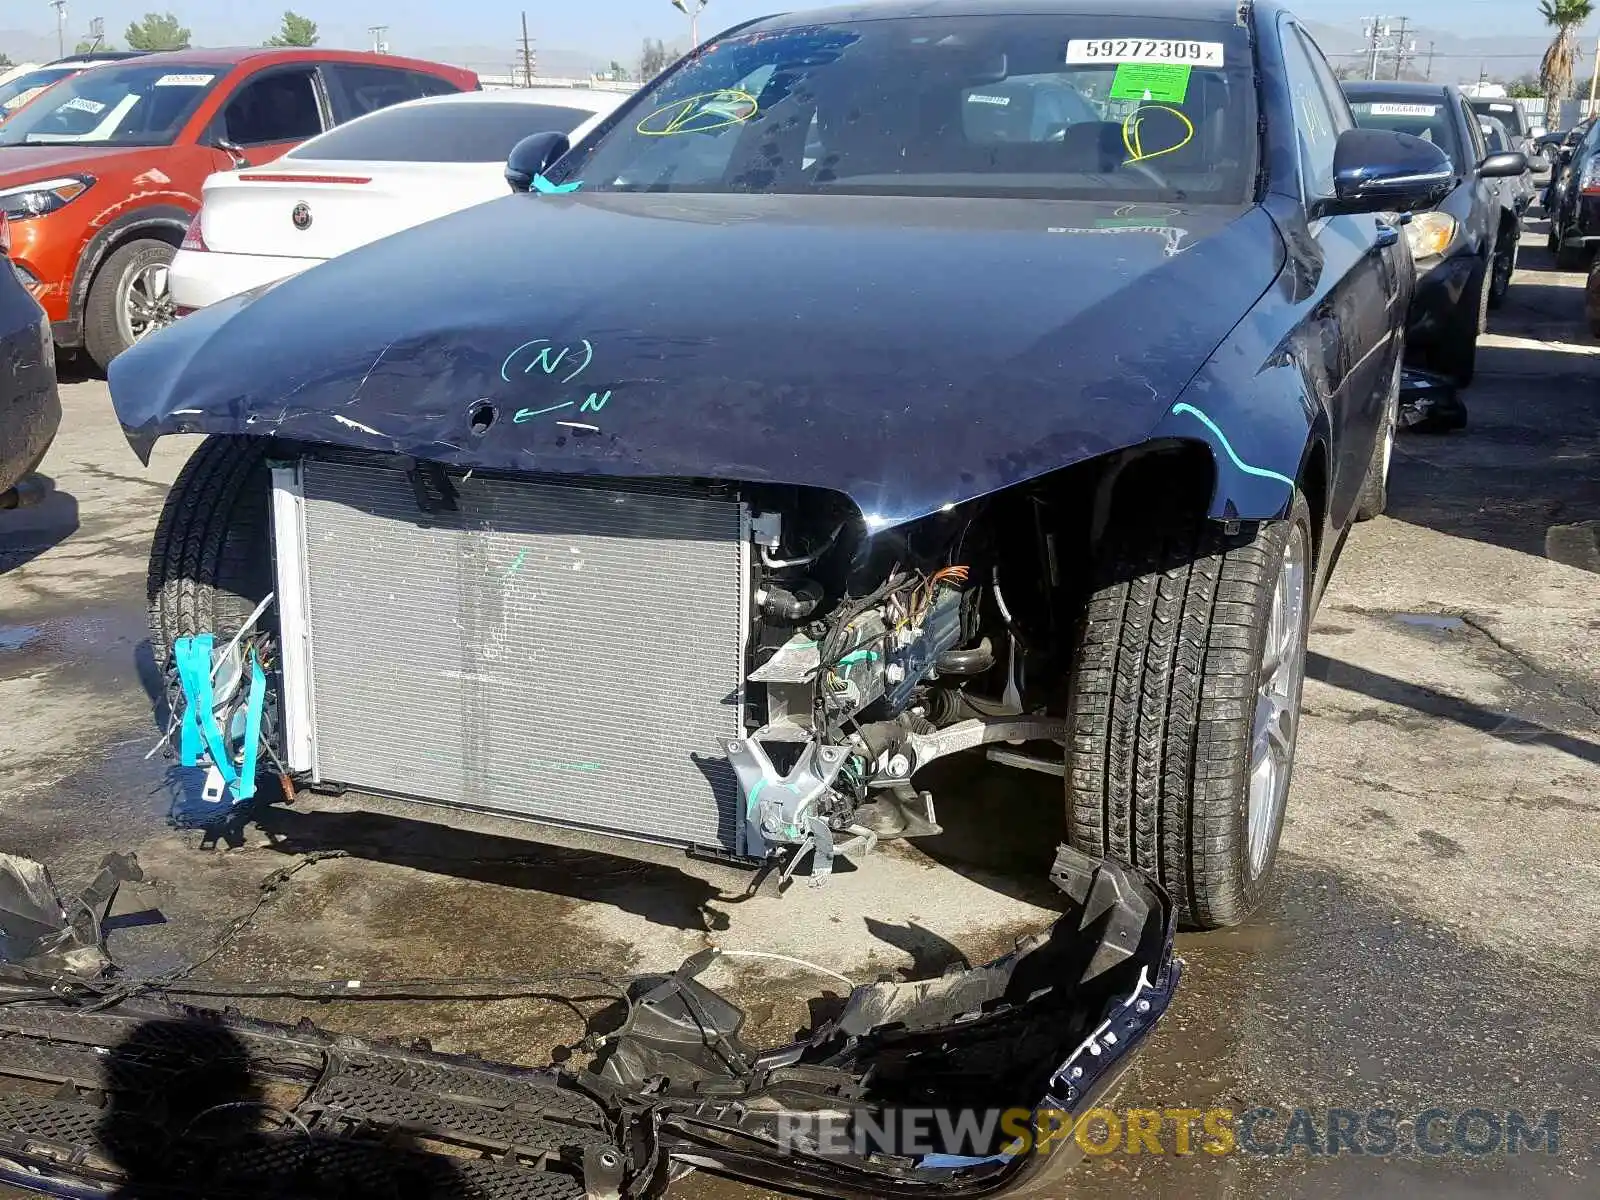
[
  {"x1": 367, "y1": 24, "x2": 388, "y2": 54},
  {"x1": 1363, "y1": 16, "x2": 1388, "y2": 82},
  {"x1": 519, "y1": 11, "x2": 536, "y2": 86},
  {"x1": 1588, "y1": 38, "x2": 1600, "y2": 118},
  {"x1": 49, "y1": 0, "x2": 67, "y2": 57},
  {"x1": 1391, "y1": 16, "x2": 1410, "y2": 80},
  {"x1": 1424, "y1": 40, "x2": 1435, "y2": 80},
  {"x1": 671, "y1": 0, "x2": 708, "y2": 48}
]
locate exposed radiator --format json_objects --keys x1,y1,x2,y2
[{"x1": 272, "y1": 460, "x2": 749, "y2": 852}]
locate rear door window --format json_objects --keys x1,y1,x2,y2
[
  {"x1": 289, "y1": 100, "x2": 601, "y2": 162},
  {"x1": 327, "y1": 64, "x2": 465, "y2": 121}
]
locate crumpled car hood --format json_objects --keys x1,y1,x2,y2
[{"x1": 112, "y1": 191, "x2": 1282, "y2": 527}]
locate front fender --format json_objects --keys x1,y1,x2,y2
[{"x1": 1155, "y1": 322, "x2": 1320, "y2": 524}]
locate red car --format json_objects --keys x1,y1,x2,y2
[{"x1": 0, "y1": 48, "x2": 478, "y2": 369}]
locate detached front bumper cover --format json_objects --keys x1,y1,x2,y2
[{"x1": 0, "y1": 845, "x2": 1176, "y2": 1198}]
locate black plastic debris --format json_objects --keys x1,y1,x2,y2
[
  {"x1": 1399, "y1": 367, "x2": 1468, "y2": 433},
  {"x1": 0, "y1": 851, "x2": 141, "y2": 978},
  {"x1": 0, "y1": 847, "x2": 1176, "y2": 1198}
]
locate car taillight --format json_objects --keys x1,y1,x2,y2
[{"x1": 181, "y1": 211, "x2": 207, "y2": 252}]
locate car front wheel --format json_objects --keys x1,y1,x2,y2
[
  {"x1": 1064, "y1": 489, "x2": 1315, "y2": 928},
  {"x1": 1487, "y1": 229, "x2": 1518, "y2": 308},
  {"x1": 84, "y1": 238, "x2": 179, "y2": 371}
]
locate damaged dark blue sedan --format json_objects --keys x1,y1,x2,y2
[{"x1": 111, "y1": 0, "x2": 1451, "y2": 938}]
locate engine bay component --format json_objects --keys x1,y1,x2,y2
[{"x1": 0, "y1": 845, "x2": 1175, "y2": 1200}]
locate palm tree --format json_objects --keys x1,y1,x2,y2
[{"x1": 1541, "y1": 0, "x2": 1594, "y2": 122}]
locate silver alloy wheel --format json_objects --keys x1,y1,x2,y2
[
  {"x1": 117, "y1": 261, "x2": 176, "y2": 346},
  {"x1": 1246, "y1": 524, "x2": 1308, "y2": 879},
  {"x1": 1380, "y1": 360, "x2": 1399, "y2": 485}
]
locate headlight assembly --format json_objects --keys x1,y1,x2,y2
[
  {"x1": 0, "y1": 175, "x2": 94, "y2": 220},
  {"x1": 1404, "y1": 211, "x2": 1457, "y2": 261}
]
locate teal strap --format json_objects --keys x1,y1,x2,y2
[{"x1": 175, "y1": 635, "x2": 234, "y2": 783}]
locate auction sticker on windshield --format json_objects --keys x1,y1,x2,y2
[
  {"x1": 1066, "y1": 39, "x2": 1224, "y2": 67},
  {"x1": 154, "y1": 73, "x2": 215, "y2": 87},
  {"x1": 1368, "y1": 102, "x2": 1439, "y2": 116}
]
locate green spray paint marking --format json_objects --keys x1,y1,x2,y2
[
  {"x1": 579, "y1": 390, "x2": 611, "y2": 413},
  {"x1": 503, "y1": 548, "x2": 529, "y2": 578}
]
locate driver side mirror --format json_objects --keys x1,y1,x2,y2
[
  {"x1": 506, "y1": 131, "x2": 571, "y2": 193},
  {"x1": 1314, "y1": 127, "x2": 1453, "y2": 217},
  {"x1": 1477, "y1": 150, "x2": 1528, "y2": 178}
]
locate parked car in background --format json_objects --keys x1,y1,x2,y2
[
  {"x1": 1544, "y1": 115, "x2": 1600, "y2": 269},
  {"x1": 1344, "y1": 80, "x2": 1526, "y2": 384},
  {"x1": 1540, "y1": 117, "x2": 1594, "y2": 213},
  {"x1": 0, "y1": 48, "x2": 478, "y2": 370},
  {"x1": 0, "y1": 52, "x2": 147, "y2": 124},
  {"x1": 169, "y1": 87, "x2": 625, "y2": 312},
  {"x1": 0, "y1": 214, "x2": 61, "y2": 502},
  {"x1": 117, "y1": 0, "x2": 1449, "y2": 932},
  {"x1": 1467, "y1": 97, "x2": 1540, "y2": 170},
  {"x1": 1480, "y1": 115, "x2": 1536, "y2": 215}
]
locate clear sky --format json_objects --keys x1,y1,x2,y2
[{"x1": 13, "y1": 0, "x2": 1583, "y2": 58}]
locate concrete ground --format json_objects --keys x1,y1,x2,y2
[{"x1": 2, "y1": 213, "x2": 1597, "y2": 1199}]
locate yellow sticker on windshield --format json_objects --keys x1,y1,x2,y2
[
  {"x1": 1122, "y1": 104, "x2": 1194, "y2": 163},
  {"x1": 637, "y1": 89, "x2": 759, "y2": 136}
]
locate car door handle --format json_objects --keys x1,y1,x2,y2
[{"x1": 1374, "y1": 222, "x2": 1400, "y2": 249}]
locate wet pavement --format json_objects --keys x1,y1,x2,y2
[{"x1": 3, "y1": 211, "x2": 1598, "y2": 1198}]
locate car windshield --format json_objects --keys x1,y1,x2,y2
[
  {"x1": 288, "y1": 100, "x2": 607, "y2": 163},
  {"x1": 556, "y1": 14, "x2": 1258, "y2": 203},
  {"x1": 1470, "y1": 99, "x2": 1526, "y2": 137},
  {"x1": 0, "y1": 67, "x2": 77, "y2": 119},
  {"x1": 1348, "y1": 96, "x2": 1463, "y2": 169},
  {"x1": 0, "y1": 62, "x2": 225, "y2": 146}
]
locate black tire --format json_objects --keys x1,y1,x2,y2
[
  {"x1": 147, "y1": 435, "x2": 275, "y2": 672},
  {"x1": 1427, "y1": 261, "x2": 1487, "y2": 387},
  {"x1": 1555, "y1": 237, "x2": 1591, "y2": 271},
  {"x1": 1064, "y1": 490, "x2": 1315, "y2": 929},
  {"x1": 1487, "y1": 229, "x2": 1517, "y2": 309},
  {"x1": 1355, "y1": 356, "x2": 1401, "y2": 522},
  {"x1": 83, "y1": 237, "x2": 176, "y2": 371},
  {"x1": 1547, "y1": 226, "x2": 1560, "y2": 255}
]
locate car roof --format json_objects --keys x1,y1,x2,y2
[
  {"x1": 44, "y1": 51, "x2": 145, "y2": 65},
  {"x1": 1343, "y1": 80, "x2": 1455, "y2": 101},
  {"x1": 103, "y1": 46, "x2": 466, "y2": 71},
  {"x1": 750, "y1": 0, "x2": 1246, "y2": 27},
  {"x1": 412, "y1": 88, "x2": 622, "y2": 112}
]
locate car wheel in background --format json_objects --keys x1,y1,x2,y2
[
  {"x1": 84, "y1": 238, "x2": 179, "y2": 371},
  {"x1": 1554, "y1": 235, "x2": 1591, "y2": 271},
  {"x1": 1064, "y1": 487, "x2": 1315, "y2": 929},
  {"x1": 1487, "y1": 229, "x2": 1518, "y2": 309},
  {"x1": 147, "y1": 434, "x2": 275, "y2": 690},
  {"x1": 1355, "y1": 354, "x2": 1401, "y2": 521}
]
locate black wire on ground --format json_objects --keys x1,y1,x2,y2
[{"x1": 1, "y1": 849, "x2": 640, "y2": 1048}]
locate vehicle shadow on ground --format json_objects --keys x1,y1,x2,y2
[
  {"x1": 1305, "y1": 651, "x2": 1600, "y2": 769},
  {"x1": 249, "y1": 803, "x2": 736, "y2": 932},
  {"x1": 1387, "y1": 227, "x2": 1600, "y2": 568},
  {"x1": 0, "y1": 478, "x2": 80, "y2": 574}
]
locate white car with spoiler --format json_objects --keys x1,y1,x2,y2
[{"x1": 169, "y1": 87, "x2": 627, "y2": 312}]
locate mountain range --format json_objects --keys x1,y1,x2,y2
[{"x1": 0, "y1": 20, "x2": 1562, "y2": 85}]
